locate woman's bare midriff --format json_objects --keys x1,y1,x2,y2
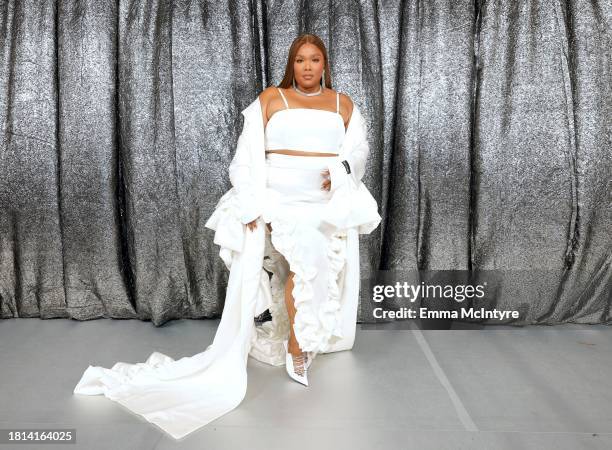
[{"x1": 265, "y1": 149, "x2": 338, "y2": 157}]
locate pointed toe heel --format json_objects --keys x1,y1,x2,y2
[{"x1": 283, "y1": 340, "x2": 308, "y2": 386}]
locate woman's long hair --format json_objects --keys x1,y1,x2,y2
[{"x1": 278, "y1": 34, "x2": 332, "y2": 89}]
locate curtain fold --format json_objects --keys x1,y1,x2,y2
[{"x1": 0, "y1": 0, "x2": 610, "y2": 325}]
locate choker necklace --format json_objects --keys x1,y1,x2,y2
[{"x1": 293, "y1": 85, "x2": 322, "y2": 96}]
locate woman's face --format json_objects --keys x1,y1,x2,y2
[{"x1": 293, "y1": 43, "x2": 325, "y2": 89}]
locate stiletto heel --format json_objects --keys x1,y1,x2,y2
[{"x1": 283, "y1": 340, "x2": 308, "y2": 386}]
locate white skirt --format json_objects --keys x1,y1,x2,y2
[{"x1": 248, "y1": 153, "x2": 348, "y2": 365}]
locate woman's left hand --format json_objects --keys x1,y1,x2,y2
[{"x1": 320, "y1": 169, "x2": 331, "y2": 191}]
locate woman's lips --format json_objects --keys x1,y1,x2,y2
[{"x1": 303, "y1": 75, "x2": 313, "y2": 79}]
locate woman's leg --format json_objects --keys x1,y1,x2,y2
[
  {"x1": 284, "y1": 271, "x2": 302, "y2": 356},
  {"x1": 268, "y1": 219, "x2": 300, "y2": 355}
]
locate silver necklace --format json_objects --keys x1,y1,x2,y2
[{"x1": 293, "y1": 85, "x2": 322, "y2": 96}]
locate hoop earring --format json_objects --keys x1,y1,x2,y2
[
  {"x1": 321, "y1": 72, "x2": 325, "y2": 91},
  {"x1": 292, "y1": 77, "x2": 297, "y2": 90}
]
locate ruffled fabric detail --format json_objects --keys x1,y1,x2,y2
[
  {"x1": 206, "y1": 184, "x2": 353, "y2": 361},
  {"x1": 320, "y1": 172, "x2": 381, "y2": 235},
  {"x1": 204, "y1": 188, "x2": 246, "y2": 269},
  {"x1": 268, "y1": 215, "x2": 348, "y2": 354}
]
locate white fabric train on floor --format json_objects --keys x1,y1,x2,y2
[{"x1": 73, "y1": 95, "x2": 381, "y2": 440}]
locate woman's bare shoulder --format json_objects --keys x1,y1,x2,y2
[
  {"x1": 258, "y1": 87, "x2": 278, "y2": 107},
  {"x1": 338, "y1": 92, "x2": 355, "y2": 126},
  {"x1": 258, "y1": 87, "x2": 279, "y2": 124}
]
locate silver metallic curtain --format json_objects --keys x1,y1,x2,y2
[{"x1": 0, "y1": 1, "x2": 610, "y2": 326}]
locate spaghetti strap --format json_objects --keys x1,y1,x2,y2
[
  {"x1": 277, "y1": 87, "x2": 289, "y2": 109},
  {"x1": 336, "y1": 92, "x2": 340, "y2": 114}
]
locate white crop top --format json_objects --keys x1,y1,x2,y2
[{"x1": 265, "y1": 87, "x2": 345, "y2": 154}]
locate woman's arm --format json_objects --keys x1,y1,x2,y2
[
  {"x1": 327, "y1": 95, "x2": 369, "y2": 191},
  {"x1": 342, "y1": 103, "x2": 369, "y2": 184},
  {"x1": 228, "y1": 113, "x2": 261, "y2": 224}
]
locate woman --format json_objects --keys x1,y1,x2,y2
[{"x1": 73, "y1": 34, "x2": 380, "y2": 440}]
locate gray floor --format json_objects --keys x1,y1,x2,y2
[{"x1": 1, "y1": 318, "x2": 611, "y2": 450}]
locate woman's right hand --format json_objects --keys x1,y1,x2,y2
[{"x1": 246, "y1": 218, "x2": 259, "y2": 231}]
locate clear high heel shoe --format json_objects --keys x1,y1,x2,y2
[{"x1": 283, "y1": 340, "x2": 308, "y2": 386}]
